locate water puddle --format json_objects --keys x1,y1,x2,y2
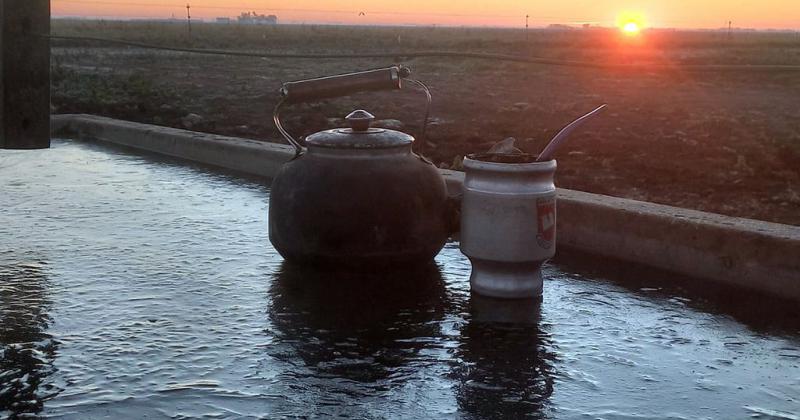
[{"x1": 1, "y1": 139, "x2": 798, "y2": 418}]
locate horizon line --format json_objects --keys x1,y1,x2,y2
[{"x1": 50, "y1": 16, "x2": 800, "y2": 32}]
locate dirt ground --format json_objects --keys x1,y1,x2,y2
[{"x1": 50, "y1": 22, "x2": 800, "y2": 225}]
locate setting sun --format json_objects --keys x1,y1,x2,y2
[
  {"x1": 623, "y1": 22, "x2": 640, "y2": 34},
  {"x1": 617, "y1": 11, "x2": 646, "y2": 35}
]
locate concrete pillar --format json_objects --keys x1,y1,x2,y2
[{"x1": 0, "y1": 1, "x2": 50, "y2": 149}]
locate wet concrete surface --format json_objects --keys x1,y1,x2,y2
[{"x1": 1, "y1": 139, "x2": 799, "y2": 419}]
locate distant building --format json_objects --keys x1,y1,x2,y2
[
  {"x1": 237, "y1": 12, "x2": 278, "y2": 25},
  {"x1": 216, "y1": 17, "x2": 231, "y2": 24}
]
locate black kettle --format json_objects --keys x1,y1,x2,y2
[{"x1": 269, "y1": 67, "x2": 448, "y2": 267}]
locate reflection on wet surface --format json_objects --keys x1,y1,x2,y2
[
  {"x1": 0, "y1": 259, "x2": 58, "y2": 415},
  {"x1": 455, "y1": 296, "x2": 555, "y2": 419},
  {"x1": 1, "y1": 139, "x2": 798, "y2": 419},
  {"x1": 270, "y1": 263, "x2": 450, "y2": 382}
]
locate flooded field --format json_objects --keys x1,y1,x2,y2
[{"x1": 1, "y1": 139, "x2": 799, "y2": 419}]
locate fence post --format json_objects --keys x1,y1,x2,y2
[{"x1": 0, "y1": 0, "x2": 50, "y2": 149}]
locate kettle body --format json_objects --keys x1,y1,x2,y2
[{"x1": 269, "y1": 110, "x2": 448, "y2": 267}]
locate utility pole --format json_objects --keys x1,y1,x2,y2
[
  {"x1": 526, "y1": 14, "x2": 529, "y2": 41},
  {"x1": 186, "y1": 4, "x2": 192, "y2": 35},
  {"x1": 0, "y1": 0, "x2": 50, "y2": 149},
  {"x1": 728, "y1": 20, "x2": 732, "y2": 40}
]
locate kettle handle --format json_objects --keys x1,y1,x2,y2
[
  {"x1": 273, "y1": 66, "x2": 431, "y2": 158},
  {"x1": 280, "y1": 66, "x2": 408, "y2": 104}
]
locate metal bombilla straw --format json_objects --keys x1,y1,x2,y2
[{"x1": 537, "y1": 104, "x2": 607, "y2": 161}]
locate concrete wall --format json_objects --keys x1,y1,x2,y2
[
  {"x1": 52, "y1": 114, "x2": 294, "y2": 177},
  {"x1": 53, "y1": 114, "x2": 800, "y2": 300},
  {"x1": 555, "y1": 188, "x2": 800, "y2": 297}
]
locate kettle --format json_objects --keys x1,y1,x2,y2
[{"x1": 269, "y1": 67, "x2": 449, "y2": 267}]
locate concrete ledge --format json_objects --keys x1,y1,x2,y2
[
  {"x1": 52, "y1": 114, "x2": 800, "y2": 300},
  {"x1": 554, "y1": 189, "x2": 800, "y2": 295},
  {"x1": 52, "y1": 114, "x2": 294, "y2": 178}
]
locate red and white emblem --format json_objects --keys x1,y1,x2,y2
[{"x1": 536, "y1": 197, "x2": 556, "y2": 249}]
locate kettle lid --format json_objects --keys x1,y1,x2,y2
[{"x1": 305, "y1": 109, "x2": 414, "y2": 149}]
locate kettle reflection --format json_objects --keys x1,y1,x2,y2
[
  {"x1": 454, "y1": 294, "x2": 556, "y2": 418},
  {"x1": 268, "y1": 262, "x2": 449, "y2": 382}
]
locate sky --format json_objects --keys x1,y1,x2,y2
[{"x1": 51, "y1": 0, "x2": 800, "y2": 29}]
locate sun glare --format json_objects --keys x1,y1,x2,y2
[
  {"x1": 617, "y1": 11, "x2": 646, "y2": 35},
  {"x1": 623, "y1": 22, "x2": 640, "y2": 34}
]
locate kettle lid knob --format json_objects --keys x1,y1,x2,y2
[{"x1": 345, "y1": 109, "x2": 375, "y2": 132}]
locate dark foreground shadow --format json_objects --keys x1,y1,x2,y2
[{"x1": 0, "y1": 258, "x2": 59, "y2": 418}]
